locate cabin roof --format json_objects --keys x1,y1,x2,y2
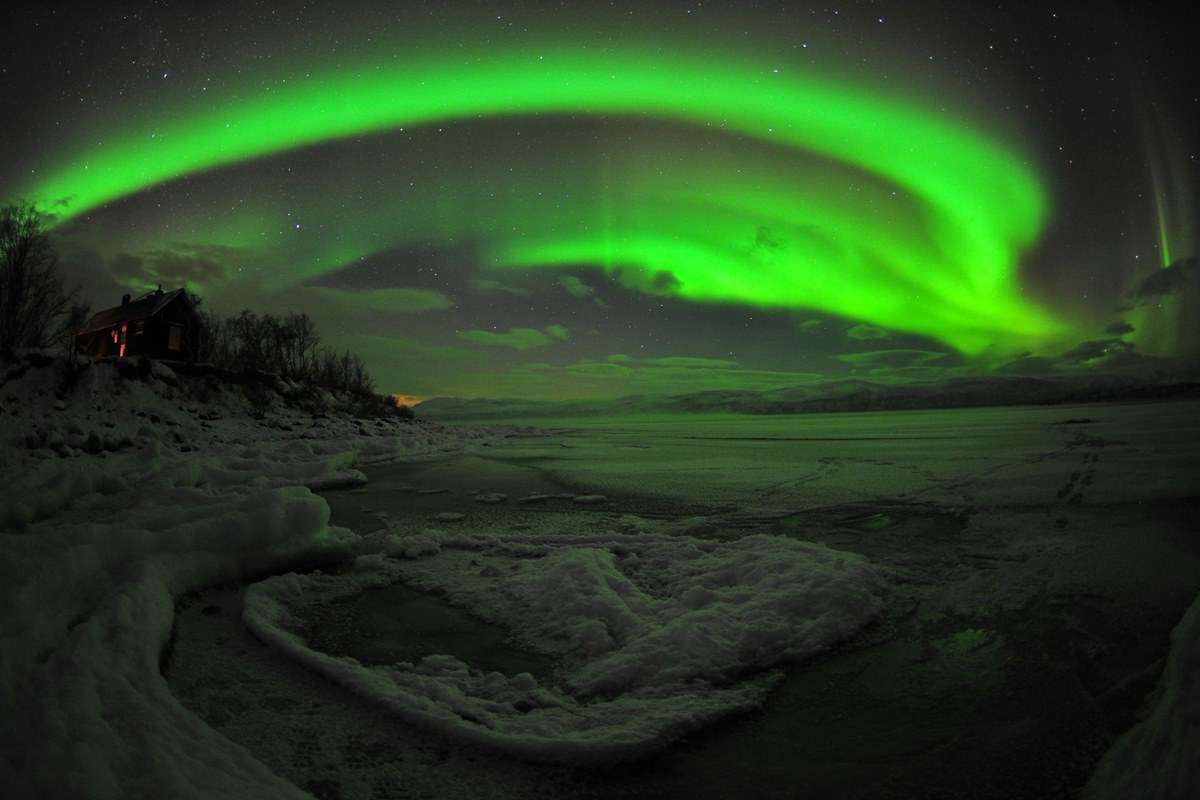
[{"x1": 78, "y1": 289, "x2": 191, "y2": 336}]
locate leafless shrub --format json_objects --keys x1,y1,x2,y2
[{"x1": 0, "y1": 201, "x2": 81, "y2": 355}]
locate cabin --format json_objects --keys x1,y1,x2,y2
[{"x1": 76, "y1": 288, "x2": 200, "y2": 361}]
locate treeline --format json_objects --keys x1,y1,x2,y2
[
  {"x1": 195, "y1": 307, "x2": 375, "y2": 397},
  {"x1": 2, "y1": 200, "x2": 384, "y2": 399}
]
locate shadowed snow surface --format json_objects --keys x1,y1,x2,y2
[{"x1": 0, "y1": 355, "x2": 883, "y2": 796}]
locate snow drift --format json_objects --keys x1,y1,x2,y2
[{"x1": 1085, "y1": 590, "x2": 1200, "y2": 800}]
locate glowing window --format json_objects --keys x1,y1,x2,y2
[{"x1": 168, "y1": 324, "x2": 183, "y2": 351}]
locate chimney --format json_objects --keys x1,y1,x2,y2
[{"x1": 121, "y1": 294, "x2": 131, "y2": 306}]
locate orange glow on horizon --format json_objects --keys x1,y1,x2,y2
[{"x1": 391, "y1": 394, "x2": 424, "y2": 408}]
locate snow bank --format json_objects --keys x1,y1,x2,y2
[
  {"x1": 1085, "y1": 591, "x2": 1200, "y2": 800},
  {"x1": 1, "y1": 488, "x2": 342, "y2": 799},
  {"x1": 0, "y1": 354, "x2": 505, "y2": 798},
  {"x1": 243, "y1": 528, "x2": 886, "y2": 763}
]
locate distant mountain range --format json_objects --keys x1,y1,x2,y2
[{"x1": 416, "y1": 375, "x2": 1200, "y2": 420}]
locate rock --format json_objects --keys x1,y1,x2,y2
[
  {"x1": 475, "y1": 492, "x2": 508, "y2": 504},
  {"x1": 416, "y1": 487, "x2": 448, "y2": 495},
  {"x1": 572, "y1": 494, "x2": 608, "y2": 505},
  {"x1": 434, "y1": 512, "x2": 466, "y2": 522}
]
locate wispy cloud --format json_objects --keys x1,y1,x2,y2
[
  {"x1": 846, "y1": 323, "x2": 889, "y2": 340},
  {"x1": 301, "y1": 286, "x2": 454, "y2": 312},
  {"x1": 459, "y1": 325, "x2": 571, "y2": 350}
]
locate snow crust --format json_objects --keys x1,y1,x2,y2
[{"x1": 243, "y1": 527, "x2": 885, "y2": 763}]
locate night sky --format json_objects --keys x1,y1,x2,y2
[{"x1": 2, "y1": 1, "x2": 1196, "y2": 399}]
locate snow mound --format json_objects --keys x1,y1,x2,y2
[
  {"x1": 243, "y1": 528, "x2": 886, "y2": 763},
  {"x1": 1085, "y1": 591, "x2": 1200, "y2": 800}
]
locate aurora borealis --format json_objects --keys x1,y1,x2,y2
[{"x1": 2, "y1": 1, "x2": 1197, "y2": 398}]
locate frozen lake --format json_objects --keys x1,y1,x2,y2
[{"x1": 167, "y1": 400, "x2": 1200, "y2": 798}]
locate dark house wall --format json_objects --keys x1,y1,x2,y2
[
  {"x1": 145, "y1": 297, "x2": 198, "y2": 359},
  {"x1": 76, "y1": 293, "x2": 200, "y2": 361}
]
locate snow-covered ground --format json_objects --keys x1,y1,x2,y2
[
  {"x1": 0, "y1": 353, "x2": 888, "y2": 797},
  {"x1": 0, "y1": 354, "x2": 502, "y2": 798}
]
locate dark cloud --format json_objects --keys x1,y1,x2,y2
[
  {"x1": 459, "y1": 325, "x2": 570, "y2": 350},
  {"x1": 54, "y1": 242, "x2": 252, "y2": 312},
  {"x1": 836, "y1": 349, "x2": 947, "y2": 368},
  {"x1": 614, "y1": 267, "x2": 681, "y2": 295},
  {"x1": 846, "y1": 323, "x2": 889, "y2": 340},
  {"x1": 1103, "y1": 320, "x2": 1134, "y2": 336},
  {"x1": 1060, "y1": 338, "x2": 1136, "y2": 363},
  {"x1": 299, "y1": 286, "x2": 454, "y2": 313},
  {"x1": 1133, "y1": 257, "x2": 1196, "y2": 298},
  {"x1": 558, "y1": 275, "x2": 595, "y2": 299},
  {"x1": 995, "y1": 339, "x2": 1179, "y2": 378},
  {"x1": 753, "y1": 226, "x2": 783, "y2": 251},
  {"x1": 994, "y1": 354, "x2": 1058, "y2": 376},
  {"x1": 644, "y1": 356, "x2": 739, "y2": 369},
  {"x1": 471, "y1": 278, "x2": 530, "y2": 296},
  {"x1": 566, "y1": 362, "x2": 635, "y2": 379},
  {"x1": 100, "y1": 243, "x2": 252, "y2": 290}
]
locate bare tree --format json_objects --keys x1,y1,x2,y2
[
  {"x1": 279, "y1": 312, "x2": 320, "y2": 379},
  {"x1": 186, "y1": 292, "x2": 378, "y2": 397},
  {"x1": 53, "y1": 301, "x2": 92, "y2": 359},
  {"x1": 0, "y1": 201, "x2": 80, "y2": 354},
  {"x1": 194, "y1": 308, "x2": 228, "y2": 365}
]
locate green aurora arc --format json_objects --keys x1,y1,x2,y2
[{"x1": 25, "y1": 42, "x2": 1072, "y2": 355}]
